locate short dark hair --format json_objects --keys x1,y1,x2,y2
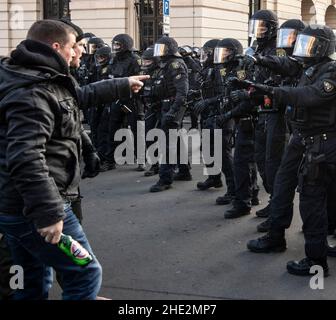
[
  {"x1": 27, "y1": 20, "x2": 78, "y2": 46},
  {"x1": 59, "y1": 18, "x2": 84, "y2": 42}
]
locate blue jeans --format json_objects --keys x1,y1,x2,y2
[{"x1": 0, "y1": 203, "x2": 102, "y2": 300}]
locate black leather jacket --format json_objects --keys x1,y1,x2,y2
[{"x1": 0, "y1": 40, "x2": 130, "y2": 228}]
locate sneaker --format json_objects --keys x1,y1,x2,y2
[
  {"x1": 247, "y1": 233, "x2": 287, "y2": 253},
  {"x1": 216, "y1": 193, "x2": 235, "y2": 205},
  {"x1": 287, "y1": 257, "x2": 329, "y2": 277},
  {"x1": 197, "y1": 178, "x2": 223, "y2": 191},
  {"x1": 150, "y1": 181, "x2": 172, "y2": 193}
]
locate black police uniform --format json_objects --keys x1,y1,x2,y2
[
  {"x1": 150, "y1": 37, "x2": 190, "y2": 192},
  {"x1": 249, "y1": 25, "x2": 336, "y2": 275},
  {"x1": 183, "y1": 54, "x2": 202, "y2": 129},
  {"x1": 250, "y1": 11, "x2": 287, "y2": 218},
  {"x1": 158, "y1": 58, "x2": 189, "y2": 185},
  {"x1": 141, "y1": 48, "x2": 162, "y2": 176},
  {"x1": 102, "y1": 37, "x2": 141, "y2": 168}
]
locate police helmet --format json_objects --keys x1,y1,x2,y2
[
  {"x1": 87, "y1": 37, "x2": 105, "y2": 55},
  {"x1": 153, "y1": 36, "x2": 180, "y2": 58},
  {"x1": 214, "y1": 38, "x2": 243, "y2": 64},
  {"x1": 200, "y1": 39, "x2": 220, "y2": 63},
  {"x1": 293, "y1": 24, "x2": 336, "y2": 61},
  {"x1": 112, "y1": 34, "x2": 134, "y2": 55},
  {"x1": 141, "y1": 46, "x2": 159, "y2": 72},
  {"x1": 277, "y1": 19, "x2": 306, "y2": 50},
  {"x1": 178, "y1": 45, "x2": 193, "y2": 57},
  {"x1": 249, "y1": 10, "x2": 278, "y2": 43},
  {"x1": 95, "y1": 46, "x2": 112, "y2": 66}
]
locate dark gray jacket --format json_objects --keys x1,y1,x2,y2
[{"x1": 0, "y1": 40, "x2": 130, "y2": 228}]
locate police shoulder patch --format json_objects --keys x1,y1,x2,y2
[
  {"x1": 237, "y1": 70, "x2": 246, "y2": 80},
  {"x1": 137, "y1": 59, "x2": 142, "y2": 66},
  {"x1": 323, "y1": 80, "x2": 335, "y2": 93},
  {"x1": 220, "y1": 68, "x2": 227, "y2": 77},
  {"x1": 171, "y1": 61, "x2": 181, "y2": 69}
]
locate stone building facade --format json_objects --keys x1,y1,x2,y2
[{"x1": 1, "y1": 0, "x2": 336, "y2": 56}]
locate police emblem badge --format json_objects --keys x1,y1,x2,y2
[
  {"x1": 237, "y1": 70, "x2": 246, "y2": 80},
  {"x1": 324, "y1": 81, "x2": 335, "y2": 93}
]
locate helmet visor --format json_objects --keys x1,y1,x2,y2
[
  {"x1": 87, "y1": 43, "x2": 97, "y2": 55},
  {"x1": 112, "y1": 41, "x2": 123, "y2": 55},
  {"x1": 153, "y1": 44, "x2": 167, "y2": 57},
  {"x1": 249, "y1": 20, "x2": 269, "y2": 39},
  {"x1": 293, "y1": 34, "x2": 322, "y2": 58},
  {"x1": 200, "y1": 47, "x2": 213, "y2": 63},
  {"x1": 214, "y1": 47, "x2": 233, "y2": 64},
  {"x1": 277, "y1": 28, "x2": 298, "y2": 48}
]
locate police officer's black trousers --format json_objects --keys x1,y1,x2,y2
[
  {"x1": 145, "y1": 109, "x2": 161, "y2": 165},
  {"x1": 233, "y1": 120, "x2": 259, "y2": 210},
  {"x1": 203, "y1": 117, "x2": 235, "y2": 195},
  {"x1": 270, "y1": 132, "x2": 304, "y2": 232},
  {"x1": 255, "y1": 113, "x2": 286, "y2": 196},
  {"x1": 298, "y1": 135, "x2": 336, "y2": 260},
  {"x1": 88, "y1": 106, "x2": 103, "y2": 148}
]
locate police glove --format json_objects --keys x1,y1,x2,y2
[
  {"x1": 164, "y1": 110, "x2": 178, "y2": 125},
  {"x1": 252, "y1": 84, "x2": 275, "y2": 97},
  {"x1": 192, "y1": 100, "x2": 208, "y2": 115},
  {"x1": 230, "y1": 90, "x2": 250, "y2": 103},
  {"x1": 216, "y1": 111, "x2": 232, "y2": 128},
  {"x1": 82, "y1": 152, "x2": 101, "y2": 179}
]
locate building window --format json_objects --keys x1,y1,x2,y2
[
  {"x1": 137, "y1": 0, "x2": 163, "y2": 50},
  {"x1": 249, "y1": 0, "x2": 261, "y2": 19},
  {"x1": 43, "y1": 0, "x2": 71, "y2": 20},
  {"x1": 301, "y1": 0, "x2": 317, "y2": 24}
]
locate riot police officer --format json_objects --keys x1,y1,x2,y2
[
  {"x1": 100, "y1": 34, "x2": 142, "y2": 171},
  {"x1": 248, "y1": 19, "x2": 307, "y2": 234},
  {"x1": 197, "y1": 39, "x2": 220, "y2": 131},
  {"x1": 150, "y1": 36, "x2": 190, "y2": 192},
  {"x1": 93, "y1": 46, "x2": 113, "y2": 155},
  {"x1": 249, "y1": 10, "x2": 283, "y2": 219},
  {"x1": 247, "y1": 25, "x2": 336, "y2": 276},
  {"x1": 192, "y1": 39, "x2": 243, "y2": 209},
  {"x1": 141, "y1": 46, "x2": 161, "y2": 177},
  {"x1": 179, "y1": 45, "x2": 202, "y2": 129}
]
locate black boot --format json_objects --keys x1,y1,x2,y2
[
  {"x1": 150, "y1": 181, "x2": 172, "y2": 193},
  {"x1": 144, "y1": 164, "x2": 159, "y2": 177},
  {"x1": 216, "y1": 193, "x2": 235, "y2": 205},
  {"x1": 252, "y1": 190, "x2": 260, "y2": 206},
  {"x1": 174, "y1": 171, "x2": 192, "y2": 181},
  {"x1": 247, "y1": 232, "x2": 287, "y2": 253},
  {"x1": 100, "y1": 161, "x2": 116, "y2": 172},
  {"x1": 257, "y1": 218, "x2": 271, "y2": 233},
  {"x1": 287, "y1": 257, "x2": 329, "y2": 277},
  {"x1": 256, "y1": 204, "x2": 270, "y2": 218},
  {"x1": 224, "y1": 207, "x2": 251, "y2": 219},
  {"x1": 327, "y1": 244, "x2": 336, "y2": 257},
  {"x1": 135, "y1": 164, "x2": 146, "y2": 172},
  {"x1": 197, "y1": 177, "x2": 223, "y2": 190}
]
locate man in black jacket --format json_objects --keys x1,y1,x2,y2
[{"x1": 0, "y1": 20, "x2": 146, "y2": 300}]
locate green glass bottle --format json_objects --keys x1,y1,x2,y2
[{"x1": 58, "y1": 234, "x2": 93, "y2": 266}]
